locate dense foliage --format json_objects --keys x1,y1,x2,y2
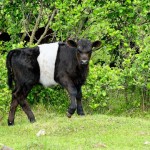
[{"x1": 0, "y1": 0, "x2": 149, "y2": 115}]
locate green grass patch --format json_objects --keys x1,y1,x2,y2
[{"x1": 0, "y1": 106, "x2": 150, "y2": 150}]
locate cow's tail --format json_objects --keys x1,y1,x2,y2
[{"x1": 6, "y1": 50, "x2": 15, "y2": 89}]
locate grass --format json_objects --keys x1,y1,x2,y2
[{"x1": 0, "y1": 106, "x2": 150, "y2": 150}]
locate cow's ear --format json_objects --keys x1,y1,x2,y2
[
  {"x1": 67, "y1": 40, "x2": 77, "y2": 48},
  {"x1": 92, "y1": 41, "x2": 101, "y2": 48}
]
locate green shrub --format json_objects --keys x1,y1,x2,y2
[
  {"x1": 0, "y1": 52, "x2": 149, "y2": 116},
  {"x1": 0, "y1": 54, "x2": 11, "y2": 117},
  {"x1": 27, "y1": 85, "x2": 69, "y2": 113}
]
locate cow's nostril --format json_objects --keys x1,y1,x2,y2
[{"x1": 81, "y1": 60, "x2": 88, "y2": 64}]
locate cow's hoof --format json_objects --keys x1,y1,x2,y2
[
  {"x1": 66, "y1": 112, "x2": 72, "y2": 118},
  {"x1": 78, "y1": 113, "x2": 85, "y2": 116},
  {"x1": 30, "y1": 118, "x2": 36, "y2": 123},
  {"x1": 8, "y1": 120, "x2": 14, "y2": 126}
]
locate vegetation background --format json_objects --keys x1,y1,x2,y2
[
  {"x1": 0, "y1": 0, "x2": 150, "y2": 118},
  {"x1": 0, "y1": 0, "x2": 150, "y2": 149}
]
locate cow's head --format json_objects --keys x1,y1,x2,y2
[{"x1": 67, "y1": 39, "x2": 101, "y2": 65}]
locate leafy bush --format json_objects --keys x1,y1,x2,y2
[
  {"x1": 0, "y1": 0, "x2": 149, "y2": 116},
  {"x1": 0, "y1": 54, "x2": 11, "y2": 117},
  {"x1": 85, "y1": 39, "x2": 150, "y2": 113},
  {"x1": 27, "y1": 85, "x2": 69, "y2": 113},
  {"x1": 0, "y1": 43, "x2": 150, "y2": 115}
]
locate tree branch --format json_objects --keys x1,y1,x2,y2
[
  {"x1": 21, "y1": 1, "x2": 31, "y2": 40},
  {"x1": 30, "y1": 3, "x2": 43, "y2": 45},
  {"x1": 37, "y1": 9, "x2": 57, "y2": 45}
]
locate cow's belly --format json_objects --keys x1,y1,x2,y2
[{"x1": 37, "y1": 42, "x2": 59, "y2": 87}]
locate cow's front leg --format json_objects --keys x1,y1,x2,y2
[
  {"x1": 67, "y1": 85, "x2": 77, "y2": 118},
  {"x1": 59, "y1": 77, "x2": 77, "y2": 118},
  {"x1": 76, "y1": 86, "x2": 85, "y2": 116}
]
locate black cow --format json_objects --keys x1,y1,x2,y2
[
  {"x1": 22, "y1": 27, "x2": 54, "y2": 44},
  {"x1": 0, "y1": 31, "x2": 11, "y2": 42},
  {"x1": 6, "y1": 39, "x2": 101, "y2": 125}
]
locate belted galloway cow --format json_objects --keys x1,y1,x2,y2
[{"x1": 6, "y1": 39, "x2": 101, "y2": 125}]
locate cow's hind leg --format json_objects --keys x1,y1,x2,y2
[
  {"x1": 18, "y1": 85, "x2": 36, "y2": 123},
  {"x1": 8, "y1": 93, "x2": 19, "y2": 126},
  {"x1": 19, "y1": 99, "x2": 36, "y2": 123}
]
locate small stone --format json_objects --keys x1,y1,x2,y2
[
  {"x1": 36, "y1": 129, "x2": 46, "y2": 137},
  {"x1": 144, "y1": 141, "x2": 150, "y2": 145},
  {"x1": 1, "y1": 145, "x2": 13, "y2": 150}
]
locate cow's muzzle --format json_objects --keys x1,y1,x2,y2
[{"x1": 81, "y1": 60, "x2": 89, "y2": 65}]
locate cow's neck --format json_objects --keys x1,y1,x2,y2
[{"x1": 78, "y1": 64, "x2": 89, "y2": 77}]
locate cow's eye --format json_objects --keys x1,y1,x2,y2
[
  {"x1": 87, "y1": 51, "x2": 92, "y2": 54},
  {"x1": 78, "y1": 49, "x2": 83, "y2": 53}
]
